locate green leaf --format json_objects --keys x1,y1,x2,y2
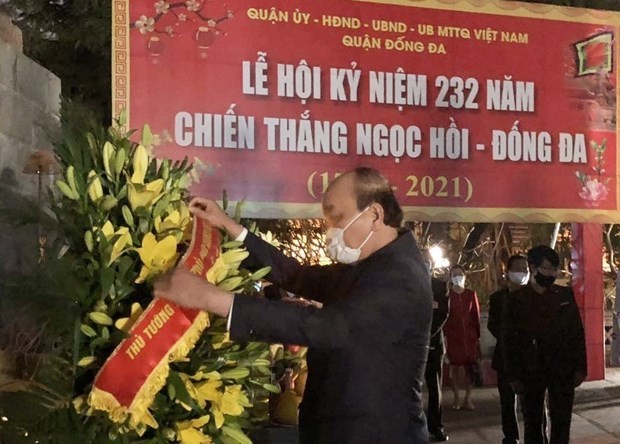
[
  {"x1": 135, "y1": 207, "x2": 150, "y2": 218},
  {"x1": 80, "y1": 324, "x2": 97, "y2": 338},
  {"x1": 84, "y1": 230, "x2": 94, "y2": 252},
  {"x1": 220, "y1": 367, "x2": 250, "y2": 380},
  {"x1": 90, "y1": 336, "x2": 108, "y2": 350},
  {"x1": 262, "y1": 383, "x2": 281, "y2": 394},
  {"x1": 222, "y1": 189, "x2": 228, "y2": 211},
  {"x1": 167, "y1": 371, "x2": 200, "y2": 412},
  {"x1": 118, "y1": 108, "x2": 128, "y2": 127},
  {"x1": 101, "y1": 267, "x2": 114, "y2": 297},
  {"x1": 222, "y1": 240, "x2": 244, "y2": 249},
  {"x1": 101, "y1": 326, "x2": 110, "y2": 340},
  {"x1": 88, "y1": 312, "x2": 113, "y2": 326},
  {"x1": 152, "y1": 193, "x2": 171, "y2": 218},
  {"x1": 250, "y1": 266, "x2": 271, "y2": 281},
  {"x1": 86, "y1": 132, "x2": 98, "y2": 153},
  {"x1": 160, "y1": 159, "x2": 170, "y2": 181},
  {"x1": 254, "y1": 366, "x2": 272, "y2": 376},
  {"x1": 77, "y1": 356, "x2": 96, "y2": 367},
  {"x1": 167, "y1": 383, "x2": 176, "y2": 400},
  {"x1": 114, "y1": 149, "x2": 126, "y2": 176},
  {"x1": 139, "y1": 218, "x2": 149, "y2": 234},
  {"x1": 100, "y1": 195, "x2": 118, "y2": 211},
  {"x1": 141, "y1": 124, "x2": 153, "y2": 147},
  {"x1": 122, "y1": 205, "x2": 135, "y2": 228},
  {"x1": 218, "y1": 276, "x2": 245, "y2": 292},
  {"x1": 117, "y1": 184, "x2": 128, "y2": 200},
  {"x1": 56, "y1": 180, "x2": 79, "y2": 200},
  {"x1": 233, "y1": 199, "x2": 245, "y2": 223},
  {"x1": 249, "y1": 358, "x2": 271, "y2": 367},
  {"x1": 221, "y1": 425, "x2": 252, "y2": 444}
]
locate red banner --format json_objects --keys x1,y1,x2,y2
[
  {"x1": 89, "y1": 218, "x2": 219, "y2": 422},
  {"x1": 113, "y1": 0, "x2": 620, "y2": 222}
]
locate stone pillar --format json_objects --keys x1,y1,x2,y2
[{"x1": 571, "y1": 223, "x2": 605, "y2": 380}]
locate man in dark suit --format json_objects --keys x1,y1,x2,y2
[
  {"x1": 488, "y1": 254, "x2": 529, "y2": 444},
  {"x1": 502, "y1": 246, "x2": 587, "y2": 444},
  {"x1": 421, "y1": 250, "x2": 450, "y2": 442},
  {"x1": 156, "y1": 167, "x2": 433, "y2": 443}
]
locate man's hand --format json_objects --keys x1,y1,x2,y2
[
  {"x1": 154, "y1": 268, "x2": 233, "y2": 317},
  {"x1": 189, "y1": 197, "x2": 244, "y2": 239}
]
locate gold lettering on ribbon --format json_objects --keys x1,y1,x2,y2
[
  {"x1": 125, "y1": 335, "x2": 146, "y2": 360},
  {"x1": 124, "y1": 304, "x2": 176, "y2": 360}
]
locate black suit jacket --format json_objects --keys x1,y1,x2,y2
[
  {"x1": 501, "y1": 283, "x2": 587, "y2": 384},
  {"x1": 487, "y1": 287, "x2": 509, "y2": 372},
  {"x1": 230, "y1": 231, "x2": 433, "y2": 443},
  {"x1": 428, "y1": 277, "x2": 449, "y2": 353}
]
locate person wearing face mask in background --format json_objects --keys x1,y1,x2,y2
[
  {"x1": 443, "y1": 265, "x2": 480, "y2": 411},
  {"x1": 502, "y1": 246, "x2": 587, "y2": 444},
  {"x1": 488, "y1": 255, "x2": 530, "y2": 444},
  {"x1": 420, "y1": 250, "x2": 450, "y2": 442},
  {"x1": 154, "y1": 167, "x2": 433, "y2": 444}
]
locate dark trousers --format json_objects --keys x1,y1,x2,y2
[
  {"x1": 497, "y1": 372, "x2": 519, "y2": 443},
  {"x1": 424, "y1": 346, "x2": 444, "y2": 434},
  {"x1": 520, "y1": 378, "x2": 574, "y2": 444}
]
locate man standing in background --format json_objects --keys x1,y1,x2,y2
[
  {"x1": 488, "y1": 254, "x2": 529, "y2": 444},
  {"x1": 421, "y1": 250, "x2": 450, "y2": 442},
  {"x1": 502, "y1": 246, "x2": 587, "y2": 444}
]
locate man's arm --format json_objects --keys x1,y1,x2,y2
[
  {"x1": 501, "y1": 291, "x2": 523, "y2": 387},
  {"x1": 231, "y1": 267, "x2": 429, "y2": 350},
  {"x1": 154, "y1": 268, "x2": 344, "y2": 345},
  {"x1": 566, "y1": 289, "x2": 588, "y2": 383},
  {"x1": 187, "y1": 198, "x2": 338, "y2": 302},
  {"x1": 229, "y1": 295, "x2": 349, "y2": 347},
  {"x1": 242, "y1": 232, "x2": 344, "y2": 303},
  {"x1": 429, "y1": 278, "x2": 449, "y2": 338},
  {"x1": 487, "y1": 290, "x2": 501, "y2": 339}
]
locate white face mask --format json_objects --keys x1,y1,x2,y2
[
  {"x1": 508, "y1": 271, "x2": 530, "y2": 286},
  {"x1": 325, "y1": 207, "x2": 373, "y2": 264},
  {"x1": 451, "y1": 275, "x2": 466, "y2": 288}
]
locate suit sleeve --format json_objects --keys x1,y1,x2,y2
[
  {"x1": 501, "y1": 291, "x2": 521, "y2": 382},
  {"x1": 229, "y1": 295, "x2": 350, "y2": 348},
  {"x1": 242, "y1": 232, "x2": 342, "y2": 303},
  {"x1": 567, "y1": 289, "x2": 588, "y2": 376},
  {"x1": 429, "y1": 279, "x2": 449, "y2": 338},
  {"x1": 487, "y1": 291, "x2": 501, "y2": 339},
  {"x1": 230, "y1": 269, "x2": 429, "y2": 349}
]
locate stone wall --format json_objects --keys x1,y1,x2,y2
[
  {"x1": 0, "y1": 15, "x2": 61, "y2": 382},
  {"x1": 0, "y1": 14, "x2": 61, "y2": 275}
]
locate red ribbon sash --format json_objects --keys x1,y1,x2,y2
[{"x1": 89, "y1": 218, "x2": 219, "y2": 420}]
